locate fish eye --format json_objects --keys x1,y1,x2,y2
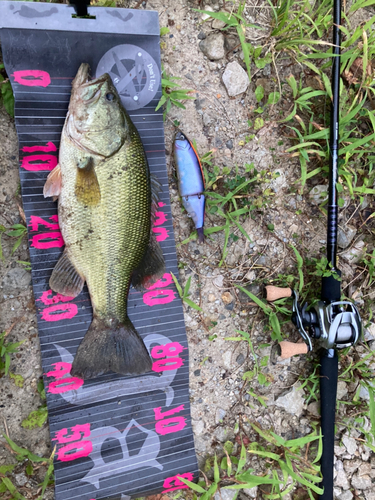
[{"x1": 105, "y1": 93, "x2": 115, "y2": 102}]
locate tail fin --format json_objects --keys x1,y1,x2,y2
[{"x1": 70, "y1": 316, "x2": 152, "y2": 380}]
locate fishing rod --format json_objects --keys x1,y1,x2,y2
[{"x1": 265, "y1": 0, "x2": 362, "y2": 498}]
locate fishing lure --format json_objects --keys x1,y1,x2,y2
[{"x1": 173, "y1": 132, "x2": 205, "y2": 243}]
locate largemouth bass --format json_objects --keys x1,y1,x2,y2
[{"x1": 44, "y1": 63, "x2": 164, "y2": 380}]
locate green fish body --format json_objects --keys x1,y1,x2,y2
[{"x1": 44, "y1": 64, "x2": 164, "y2": 380}]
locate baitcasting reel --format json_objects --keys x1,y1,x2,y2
[{"x1": 266, "y1": 286, "x2": 362, "y2": 358}]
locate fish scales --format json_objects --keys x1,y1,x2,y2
[{"x1": 59, "y1": 131, "x2": 150, "y2": 321}]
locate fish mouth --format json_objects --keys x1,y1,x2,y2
[
  {"x1": 73, "y1": 63, "x2": 109, "y2": 89},
  {"x1": 72, "y1": 64, "x2": 109, "y2": 105}
]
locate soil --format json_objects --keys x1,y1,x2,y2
[{"x1": 1, "y1": 1, "x2": 375, "y2": 499}]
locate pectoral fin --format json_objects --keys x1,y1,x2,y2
[
  {"x1": 50, "y1": 250, "x2": 85, "y2": 298},
  {"x1": 75, "y1": 157, "x2": 101, "y2": 206},
  {"x1": 43, "y1": 164, "x2": 62, "y2": 198}
]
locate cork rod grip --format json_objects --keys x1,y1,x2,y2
[
  {"x1": 279, "y1": 341, "x2": 308, "y2": 359},
  {"x1": 265, "y1": 285, "x2": 292, "y2": 302}
]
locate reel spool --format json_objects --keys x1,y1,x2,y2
[{"x1": 265, "y1": 285, "x2": 362, "y2": 358}]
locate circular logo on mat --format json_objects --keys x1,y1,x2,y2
[{"x1": 96, "y1": 44, "x2": 160, "y2": 111}]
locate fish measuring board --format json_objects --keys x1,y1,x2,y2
[{"x1": 0, "y1": 3, "x2": 198, "y2": 499}]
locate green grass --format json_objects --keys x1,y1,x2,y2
[
  {"x1": 0, "y1": 63, "x2": 14, "y2": 117},
  {"x1": 179, "y1": 429, "x2": 322, "y2": 499},
  {"x1": 155, "y1": 70, "x2": 195, "y2": 119},
  {"x1": 180, "y1": 163, "x2": 279, "y2": 266},
  {"x1": 0, "y1": 435, "x2": 54, "y2": 500},
  {"x1": 171, "y1": 272, "x2": 203, "y2": 311},
  {"x1": 0, "y1": 224, "x2": 28, "y2": 261},
  {"x1": 0, "y1": 332, "x2": 24, "y2": 377}
]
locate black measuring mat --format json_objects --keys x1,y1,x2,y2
[{"x1": 0, "y1": 3, "x2": 198, "y2": 499}]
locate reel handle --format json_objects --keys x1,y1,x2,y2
[
  {"x1": 279, "y1": 341, "x2": 308, "y2": 359},
  {"x1": 265, "y1": 285, "x2": 292, "y2": 302}
]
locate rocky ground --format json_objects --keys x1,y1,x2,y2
[{"x1": 1, "y1": 1, "x2": 375, "y2": 499}]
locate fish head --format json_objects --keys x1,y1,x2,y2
[
  {"x1": 66, "y1": 63, "x2": 128, "y2": 157},
  {"x1": 174, "y1": 131, "x2": 189, "y2": 149}
]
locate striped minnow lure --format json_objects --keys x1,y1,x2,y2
[{"x1": 173, "y1": 132, "x2": 205, "y2": 243}]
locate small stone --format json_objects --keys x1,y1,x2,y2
[
  {"x1": 364, "y1": 491, "x2": 375, "y2": 500},
  {"x1": 222, "y1": 350, "x2": 232, "y2": 369},
  {"x1": 225, "y1": 302, "x2": 234, "y2": 311},
  {"x1": 226, "y1": 139, "x2": 233, "y2": 149},
  {"x1": 15, "y1": 473, "x2": 28, "y2": 486},
  {"x1": 337, "y1": 381, "x2": 348, "y2": 400},
  {"x1": 212, "y1": 18, "x2": 227, "y2": 29},
  {"x1": 224, "y1": 34, "x2": 240, "y2": 52},
  {"x1": 351, "y1": 474, "x2": 372, "y2": 490},
  {"x1": 238, "y1": 284, "x2": 260, "y2": 303},
  {"x1": 222, "y1": 61, "x2": 250, "y2": 96},
  {"x1": 341, "y1": 239, "x2": 366, "y2": 265},
  {"x1": 342, "y1": 434, "x2": 357, "y2": 455},
  {"x1": 194, "y1": 369, "x2": 201, "y2": 377},
  {"x1": 213, "y1": 426, "x2": 232, "y2": 442},
  {"x1": 198, "y1": 31, "x2": 207, "y2": 40},
  {"x1": 199, "y1": 33, "x2": 225, "y2": 60},
  {"x1": 203, "y1": 113, "x2": 214, "y2": 126},
  {"x1": 337, "y1": 225, "x2": 357, "y2": 249},
  {"x1": 362, "y1": 446, "x2": 371, "y2": 461},
  {"x1": 309, "y1": 184, "x2": 328, "y2": 204},
  {"x1": 274, "y1": 383, "x2": 305, "y2": 417},
  {"x1": 201, "y1": 5, "x2": 214, "y2": 20},
  {"x1": 214, "y1": 489, "x2": 237, "y2": 500},
  {"x1": 245, "y1": 270, "x2": 256, "y2": 281},
  {"x1": 236, "y1": 353, "x2": 245, "y2": 365},
  {"x1": 335, "y1": 445, "x2": 347, "y2": 456},
  {"x1": 307, "y1": 401, "x2": 320, "y2": 417},
  {"x1": 338, "y1": 491, "x2": 353, "y2": 500},
  {"x1": 335, "y1": 469, "x2": 350, "y2": 490},
  {"x1": 208, "y1": 293, "x2": 216, "y2": 302},
  {"x1": 215, "y1": 408, "x2": 226, "y2": 424},
  {"x1": 359, "y1": 383, "x2": 373, "y2": 401},
  {"x1": 364, "y1": 323, "x2": 375, "y2": 341},
  {"x1": 213, "y1": 274, "x2": 224, "y2": 288},
  {"x1": 221, "y1": 292, "x2": 233, "y2": 304},
  {"x1": 336, "y1": 460, "x2": 344, "y2": 471},
  {"x1": 243, "y1": 486, "x2": 258, "y2": 498},
  {"x1": 195, "y1": 435, "x2": 209, "y2": 452},
  {"x1": 263, "y1": 64, "x2": 271, "y2": 76},
  {"x1": 343, "y1": 459, "x2": 361, "y2": 474},
  {"x1": 192, "y1": 419, "x2": 205, "y2": 436},
  {"x1": 358, "y1": 463, "x2": 372, "y2": 476}
]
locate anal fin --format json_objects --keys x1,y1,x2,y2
[
  {"x1": 50, "y1": 250, "x2": 84, "y2": 298},
  {"x1": 132, "y1": 229, "x2": 165, "y2": 290},
  {"x1": 151, "y1": 173, "x2": 162, "y2": 220}
]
